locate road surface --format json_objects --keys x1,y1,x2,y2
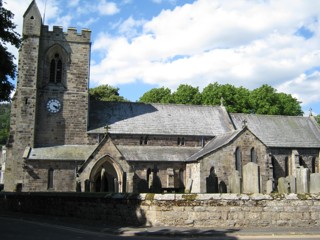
[{"x1": 0, "y1": 215, "x2": 320, "y2": 240}]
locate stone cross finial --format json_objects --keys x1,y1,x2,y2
[
  {"x1": 242, "y1": 119, "x2": 247, "y2": 128},
  {"x1": 220, "y1": 97, "x2": 224, "y2": 106},
  {"x1": 104, "y1": 125, "x2": 110, "y2": 134},
  {"x1": 309, "y1": 108, "x2": 313, "y2": 116}
]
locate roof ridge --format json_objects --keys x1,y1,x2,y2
[
  {"x1": 231, "y1": 113, "x2": 307, "y2": 119},
  {"x1": 95, "y1": 101, "x2": 223, "y2": 109}
]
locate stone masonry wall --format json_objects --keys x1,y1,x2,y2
[
  {"x1": 0, "y1": 193, "x2": 319, "y2": 228},
  {"x1": 198, "y1": 129, "x2": 269, "y2": 193}
]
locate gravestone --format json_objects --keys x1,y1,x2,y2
[
  {"x1": 266, "y1": 179, "x2": 273, "y2": 194},
  {"x1": 243, "y1": 162, "x2": 260, "y2": 193},
  {"x1": 228, "y1": 170, "x2": 241, "y2": 193},
  {"x1": 286, "y1": 175, "x2": 296, "y2": 193},
  {"x1": 185, "y1": 178, "x2": 193, "y2": 193},
  {"x1": 277, "y1": 177, "x2": 289, "y2": 194},
  {"x1": 296, "y1": 167, "x2": 310, "y2": 194},
  {"x1": 310, "y1": 173, "x2": 320, "y2": 193},
  {"x1": 167, "y1": 168, "x2": 174, "y2": 188}
]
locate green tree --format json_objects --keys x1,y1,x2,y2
[
  {"x1": 316, "y1": 115, "x2": 320, "y2": 125},
  {"x1": 0, "y1": 103, "x2": 10, "y2": 145},
  {"x1": 249, "y1": 84, "x2": 279, "y2": 115},
  {"x1": 139, "y1": 87, "x2": 172, "y2": 103},
  {"x1": 249, "y1": 85, "x2": 303, "y2": 115},
  {"x1": 89, "y1": 85, "x2": 128, "y2": 102},
  {"x1": 171, "y1": 84, "x2": 202, "y2": 105},
  {"x1": 277, "y1": 92, "x2": 303, "y2": 116},
  {"x1": 202, "y1": 83, "x2": 251, "y2": 113},
  {"x1": 0, "y1": 0, "x2": 21, "y2": 101},
  {"x1": 138, "y1": 83, "x2": 302, "y2": 116}
]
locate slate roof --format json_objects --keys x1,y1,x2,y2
[
  {"x1": 117, "y1": 145, "x2": 201, "y2": 162},
  {"x1": 186, "y1": 129, "x2": 243, "y2": 161},
  {"x1": 26, "y1": 145, "x2": 97, "y2": 161},
  {"x1": 231, "y1": 114, "x2": 320, "y2": 148},
  {"x1": 88, "y1": 102, "x2": 234, "y2": 136}
]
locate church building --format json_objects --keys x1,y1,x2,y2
[{"x1": 3, "y1": 1, "x2": 320, "y2": 193}]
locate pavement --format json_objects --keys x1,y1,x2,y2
[{"x1": 1, "y1": 210, "x2": 320, "y2": 238}]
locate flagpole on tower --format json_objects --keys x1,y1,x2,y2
[{"x1": 43, "y1": 0, "x2": 48, "y2": 24}]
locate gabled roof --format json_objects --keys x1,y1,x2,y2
[
  {"x1": 117, "y1": 145, "x2": 201, "y2": 162},
  {"x1": 88, "y1": 102, "x2": 234, "y2": 136},
  {"x1": 186, "y1": 129, "x2": 244, "y2": 162},
  {"x1": 23, "y1": 0, "x2": 41, "y2": 18},
  {"x1": 231, "y1": 114, "x2": 320, "y2": 148}
]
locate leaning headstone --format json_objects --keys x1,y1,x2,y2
[
  {"x1": 243, "y1": 162, "x2": 260, "y2": 193},
  {"x1": 286, "y1": 175, "x2": 296, "y2": 193},
  {"x1": 185, "y1": 178, "x2": 193, "y2": 193},
  {"x1": 266, "y1": 179, "x2": 273, "y2": 194},
  {"x1": 277, "y1": 177, "x2": 289, "y2": 194},
  {"x1": 228, "y1": 170, "x2": 241, "y2": 193},
  {"x1": 310, "y1": 173, "x2": 320, "y2": 193},
  {"x1": 296, "y1": 167, "x2": 310, "y2": 194}
]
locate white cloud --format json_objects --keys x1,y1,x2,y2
[
  {"x1": 90, "y1": 0, "x2": 320, "y2": 112},
  {"x1": 277, "y1": 72, "x2": 320, "y2": 107},
  {"x1": 68, "y1": 0, "x2": 80, "y2": 7},
  {"x1": 98, "y1": 0, "x2": 120, "y2": 16},
  {"x1": 118, "y1": 17, "x2": 146, "y2": 38}
]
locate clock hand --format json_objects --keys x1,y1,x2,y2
[{"x1": 53, "y1": 104, "x2": 59, "y2": 109}]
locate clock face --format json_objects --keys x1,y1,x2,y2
[{"x1": 46, "y1": 99, "x2": 61, "y2": 113}]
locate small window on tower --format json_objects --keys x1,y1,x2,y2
[{"x1": 49, "y1": 53, "x2": 63, "y2": 84}]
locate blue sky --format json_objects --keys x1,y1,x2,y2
[{"x1": 5, "y1": 0, "x2": 320, "y2": 115}]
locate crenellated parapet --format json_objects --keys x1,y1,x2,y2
[{"x1": 41, "y1": 25, "x2": 91, "y2": 43}]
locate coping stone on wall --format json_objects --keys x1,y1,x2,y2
[
  {"x1": 221, "y1": 194, "x2": 241, "y2": 200},
  {"x1": 153, "y1": 194, "x2": 176, "y2": 201},
  {"x1": 285, "y1": 193, "x2": 299, "y2": 200},
  {"x1": 250, "y1": 194, "x2": 273, "y2": 200}
]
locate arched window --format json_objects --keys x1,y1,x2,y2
[
  {"x1": 48, "y1": 168, "x2": 54, "y2": 189},
  {"x1": 251, "y1": 147, "x2": 257, "y2": 163},
  {"x1": 235, "y1": 147, "x2": 242, "y2": 176},
  {"x1": 49, "y1": 53, "x2": 63, "y2": 83}
]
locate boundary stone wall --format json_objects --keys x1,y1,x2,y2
[{"x1": 0, "y1": 193, "x2": 319, "y2": 228}]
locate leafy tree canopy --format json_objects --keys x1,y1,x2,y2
[
  {"x1": 0, "y1": 0, "x2": 21, "y2": 101},
  {"x1": 202, "y1": 83, "x2": 251, "y2": 113},
  {"x1": 249, "y1": 85, "x2": 303, "y2": 115},
  {"x1": 316, "y1": 115, "x2": 320, "y2": 125},
  {"x1": 139, "y1": 87, "x2": 172, "y2": 103},
  {"x1": 89, "y1": 84, "x2": 128, "y2": 102},
  {"x1": 171, "y1": 84, "x2": 202, "y2": 105},
  {"x1": 0, "y1": 103, "x2": 10, "y2": 145},
  {"x1": 139, "y1": 83, "x2": 303, "y2": 116}
]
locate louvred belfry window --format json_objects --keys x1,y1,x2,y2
[{"x1": 49, "y1": 53, "x2": 62, "y2": 83}]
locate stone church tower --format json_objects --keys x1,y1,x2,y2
[{"x1": 4, "y1": 0, "x2": 91, "y2": 191}]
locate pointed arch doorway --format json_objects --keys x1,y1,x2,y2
[{"x1": 90, "y1": 156, "x2": 123, "y2": 193}]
